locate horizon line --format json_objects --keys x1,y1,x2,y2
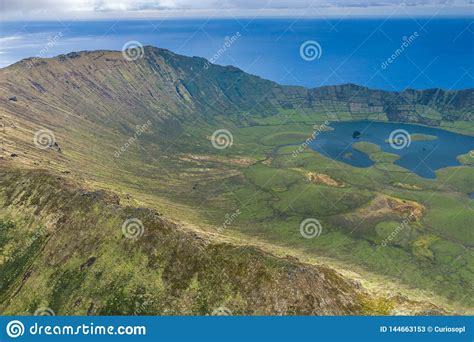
[{"x1": 2, "y1": 14, "x2": 474, "y2": 22}]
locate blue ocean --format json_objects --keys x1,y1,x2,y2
[{"x1": 0, "y1": 18, "x2": 473, "y2": 90}]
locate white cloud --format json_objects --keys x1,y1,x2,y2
[
  {"x1": 1, "y1": 0, "x2": 92, "y2": 12},
  {"x1": 1, "y1": 0, "x2": 472, "y2": 20}
]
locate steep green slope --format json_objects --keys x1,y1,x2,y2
[
  {"x1": 2, "y1": 47, "x2": 473, "y2": 130},
  {"x1": 0, "y1": 167, "x2": 415, "y2": 315}
]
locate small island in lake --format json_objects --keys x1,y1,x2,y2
[
  {"x1": 385, "y1": 133, "x2": 438, "y2": 144},
  {"x1": 352, "y1": 141, "x2": 400, "y2": 163}
]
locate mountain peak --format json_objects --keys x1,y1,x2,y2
[{"x1": 1, "y1": 46, "x2": 473, "y2": 128}]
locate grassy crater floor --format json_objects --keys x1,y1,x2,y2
[
  {"x1": 3, "y1": 167, "x2": 434, "y2": 316},
  {"x1": 164, "y1": 118, "x2": 474, "y2": 311},
  {"x1": 1, "y1": 111, "x2": 473, "y2": 314}
]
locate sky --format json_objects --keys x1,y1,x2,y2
[
  {"x1": 0, "y1": 1, "x2": 472, "y2": 90},
  {"x1": 1, "y1": 0, "x2": 473, "y2": 20}
]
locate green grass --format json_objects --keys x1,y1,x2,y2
[
  {"x1": 172, "y1": 122, "x2": 473, "y2": 308},
  {"x1": 2, "y1": 110, "x2": 473, "y2": 312},
  {"x1": 385, "y1": 133, "x2": 438, "y2": 144},
  {"x1": 374, "y1": 221, "x2": 413, "y2": 246},
  {"x1": 2, "y1": 169, "x2": 384, "y2": 315},
  {"x1": 411, "y1": 133, "x2": 438, "y2": 141},
  {"x1": 202, "y1": 123, "x2": 474, "y2": 308},
  {"x1": 2, "y1": 46, "x2": 474, "y2": 315},
  {"x1": 352, "y1": 141, "x2": 381, "y2": 154},
  {"x1": 352, "y1": 142, "x2": 400, "y2": 163},
  {"x1": 457, "y1": 151, "x2": 474, "y2": 166},
  {"x1": 156, "y1": 121, "x2": 474, "y2": 308},
  {"x1": 261, "y1": 132, "x2": 310, "y2": 146}
]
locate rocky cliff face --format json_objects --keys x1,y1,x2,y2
[
  {"x1": 151, "y1": 47, "x2": 474, "y2": 125},
  {"x1": 1, "y1": 46, "x2": 472, "y2": 132}
]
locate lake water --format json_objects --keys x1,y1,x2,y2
[
  {"x1": 309, "y1": 121, "x2": 474, "y2": 179},
  {"x1": 1, "y1": 18, "x2": 473, "y2": 90}
]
